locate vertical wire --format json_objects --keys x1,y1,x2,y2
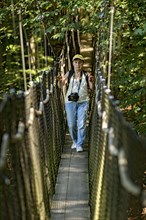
[
  {"x1": 10, "y1": 0, "x2": 21, "y2": 89},
  {"x1": 27, "y1": 41, "x2": 32, "y2": 82},
  {"x1": 34, "y1": 0, "x2": 42, "y2": 70},
  {"x1": 107, "y1": 6, "x2": 114, "y2": 90},
  {"x1": 23, "y1": 28, "x2": 32, "y2": 82},
  {"x1": 18, "y1": 8, "x2": 27, "y2": 91},
  {"x1": 44, "y1": 32, "x2": 48, "y2": 67},
  {"x1": 11, "y1": 0, "x2": 16, "y2": 36},
  {"x1": 36, "y1": 0, "x2": 56, "y2": 60},
  {"x1": 37, "y1": 20, "x2": 43, "y2": 70},
  {"x1": 40, "y1": 28, "x2": 44, "y2": 69},
  {"x1": 35, "y1": 33, "x2": 40, "y2": 73}
]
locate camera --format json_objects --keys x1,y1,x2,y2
[{"x1": 68, "y1": 93, "x2": 79, "y2": 102}]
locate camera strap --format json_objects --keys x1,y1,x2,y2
[{"x1": 70, "y1": 71, "x2": 83, "y2": 93}]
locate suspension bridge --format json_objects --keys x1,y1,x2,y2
[{"x1": 0, "y1": 5, "x2": 146, "y2": 220}]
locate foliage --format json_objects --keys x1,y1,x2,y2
[
  {"x1": 94, "y1": 0, "x2": 146, "y2": 135},
  {"x1": 0, "y1": 0, "x2": 145, "y2": 135},
  {"x1": 111, "y1": 0, "x2": 146, "y2": 135}
]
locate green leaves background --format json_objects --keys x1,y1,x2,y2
[{"x1": 0, "y1": 0, "x2": 145, "y2": 135}]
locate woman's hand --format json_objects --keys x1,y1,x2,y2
[
  {"x1": 88, "y1": 74, "x2": 95, "y2": 90},
  {"x1": 57, "y1": 75, "x2": 63, "y2": 81},
  {"x1": 57, "y1": 72, "x2": 69, "y2": 88},
  {"x1": 88, "y1": 74, "x2": 94, "y2": 82}
]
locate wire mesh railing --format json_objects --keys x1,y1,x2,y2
[
  {"x1": 0, "y1": 54, "x2": 146, "y2": 220},
  {"x1": 0, "y1": 68, "x2": 66, "y2": 220},
  {"x1": 88, "y1": 69, "x2": 146, "y2": 220}
]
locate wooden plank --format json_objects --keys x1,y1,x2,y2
[{"x1": 51, "y1": 135, "x2": 90, "y2": 220}]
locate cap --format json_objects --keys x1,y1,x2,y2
[{"x1": 72, "y1": 54, "x2": 84, "y2": 61}]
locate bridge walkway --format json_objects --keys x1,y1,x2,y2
[
  {"x1": 51, "y1": 133, "x2": 90, "y2": 220},
  {"x1": 51, "y1": 33, "x2": 93, "y2": 220}
]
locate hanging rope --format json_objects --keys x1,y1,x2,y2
[
  {"x1": 40, "y1": 18, "x2": 56, "y2": 60},
  {"x1": 107, "y1": 6, "x2": 114, "y2": 90},
  {"x1": 18, "y1": 8, "x2": 27, "y2": 91},
  {"x1": 10, "y1": 0, "x2": 16, "y2": 36},
  {"x1": 23, "y1": 28, "x2": 32, "y2": 82},
  {"x1": 36, "y1": 1, "x2": 56, "y2": 60}
]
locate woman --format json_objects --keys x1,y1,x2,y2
[{"x1": 58, "y1": 54, "x2": 94, "y2": 152}]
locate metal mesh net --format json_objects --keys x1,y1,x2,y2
[
  {"x1": 0, "y1": 65, "x2": 146, "y2": 220},
  {"x1": 88, "y1": 70, "x2": 146, "y2": 220},
  {"x1": 0, "y1": 69, "x2": 66, "y2": 220}
]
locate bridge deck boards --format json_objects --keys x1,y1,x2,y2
[{"x1": 51, "y1": 133, "x2": 90, "y2": 220}]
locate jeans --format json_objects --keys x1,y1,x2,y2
[{"x1": 65, "y1": 101, "x2": 89, "y2": 148}]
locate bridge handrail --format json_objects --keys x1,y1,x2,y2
[
  {"x1": 0, "y1": 68, "x2": 66, "y2": 220},
  {"x1": 88, "y1": 68, "x2": 146, "y2": 220}
]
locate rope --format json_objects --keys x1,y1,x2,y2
[
  {"x1": 36, "y1": 1, "x2": 56, "y2": 60},
  {"x1": 107, "y1": 6, "x2": 114, "y2": 90},
  {"x1": 44, "y1": 31, "x2": 48, "y2": 67},
  {"x1": 23, "y1": 28, "x2": 32, "y2": 81},
  {"x1": 18, "y1": 8, "x2": 27, "y2": 91},
  {"x1": 10, "y1": 0, "x2": 16, "y2": 36}
]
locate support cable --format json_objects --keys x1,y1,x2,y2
[
  {"x1": 44, "y1": 31, "x2": 48, "y2": 67},
  {"x1": 36, "y1": 1, "x2": 56, "y2": 60},
  {"x1": 10, "y1": 0, "x2": 22, "y2": 89},
  {"x1": 11, "y1": 0, "x2": 16, "y2": 36},
  {"x1": 107, "y1": 6, "x2": 114, "y2": 90},
  {"x1": 18, "y1": 8, "x2": 27, "y2": 92},
  {"x1": 40, "y1": 18, "x2": 56, "y2": 60},
  {"x1": 23, "y1": 28, "x2": 32, "y2": 82}
]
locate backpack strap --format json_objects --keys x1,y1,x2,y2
[
  {"x1": 67, "y1": 70, "x2": 74, "y2": 89},
  {"x1": 67, "y1": 69, "x2": 89, "y2": 90},
  {"x1": 82, "y1": 70, "x2": 89, "y2": 89}
]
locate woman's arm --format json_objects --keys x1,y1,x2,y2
[
  {"x1": 57, "y1": 72, "x2": 69, "y2": 88},
  {"x1": 88, "y1": 73, "x2": 95, "y2": 90}
]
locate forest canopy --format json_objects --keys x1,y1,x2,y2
[{"x1": 0, "y1": 0, "x2": 146, "y2": 135}]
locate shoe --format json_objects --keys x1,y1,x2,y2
[
  {"x1": 71, "y1": 143, "x2": 76, "y2": 149},
  {"x1": 76, "y1": 146, "x2": 83, "y2": 152}
]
